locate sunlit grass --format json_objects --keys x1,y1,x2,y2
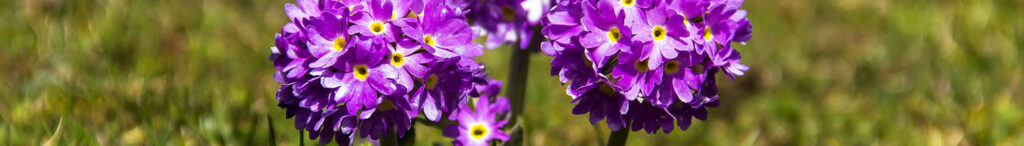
[{"x1": 1, "y1": 0, "x2": 1022, "y2": 145}]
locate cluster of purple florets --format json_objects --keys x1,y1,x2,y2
[
  {"x1": 449, "y1": 0, "x2": 550, "y2": 49},
  {"x1": 270, "y1": 0, "x2": 509, "y2": 145},
  {"x1": 540, "y1": 0, "x2": 752, "y2": 133}
]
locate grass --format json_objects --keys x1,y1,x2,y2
[{"x1": 1, "y1": 0, "x2": 1022, "y2": 145}]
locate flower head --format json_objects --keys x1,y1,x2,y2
[
  {"x1": 451, "y1": 0, "x2": 550, "y2": 49},
  {"x1": 443, "y1": 96, "x2": 511, "y2": 146},
  {"x1": 271, "y1": 0, "x2": 501, "y2": 144},
  {"x1": 540, "y1": 0, "x2": 754, "y2": 133}
]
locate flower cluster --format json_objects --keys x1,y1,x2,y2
[
  {"x1": 270, "y1": 0, "x2": 502, "y2": 145},
  {"x1": 447, "y1": 0, "x2": 550, "y2": 49},
  {"x1": 540, "y1": 0, "x2": 752, "y2": 133}
]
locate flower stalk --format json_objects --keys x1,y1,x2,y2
[
  {"x1": 607, "y1": 127, "x2": 629, "y2": 146},
  {"x1": 506, "y1": 25, "x2": 542, "y2": 122}
]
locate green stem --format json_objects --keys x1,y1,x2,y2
[
  {"x1": 506, "y1": 24, "x2": 543, "y2": 124},
  {"x1": 506, "y1": 43, "x2": 531, "y2": 123},
  {"x1": 607, "y1": 126, "x2": 629, "y2": 146},
  {"x1": 501, "y1": 22, "x2": 544, "y2": 146}
]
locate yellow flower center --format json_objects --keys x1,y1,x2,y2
[
  {"x1": 607, "y1": 27, "x2": 621, "y2": 43},
  {"x1": 424, "y1": 74, "x2": 439, "y2": 89},
  {"x1": 469, "y1": 124, "x2": 488, "y2": 141},
  {"x1": 390, "y1": 53, "x2": 405, "y2": 67},
  {"x1": 500, "y1": 6, "x2": 517, "y2": 21},
  {"x1": 423, "y1": 35, "x2": 435, "y2": 47},
  {"x1": 664, "y1": 60, "x2": 680, "y2": 74},
  {"x1": 652, "y1": 26, "x2": 666, "y2": 41},
  {"x1": 622, "y1": 0, "x2": 635, "y2": 7},
  {"x1": 683, "y1": 16, "x2": 692, "y2": 27},
  {"x1": 333, "y1": 37, "x2": 346, "y2": 52},
  {"x1": 703, "y1": 26, "x2": 713, "y2": 41},
  {"x1": 370, "y1": 22, "x2": 385, "y2": 34},
  {"x1": 635, "y1": 59, "x2": 649, "y2": 72},
  {"x1": 353, "y1": 65, "x2": 369, "y2": 81},
  {"x1": 379, "y1": 99, "x2": 395, "y2": 111}
]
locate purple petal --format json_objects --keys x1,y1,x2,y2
[
  {"x1": 310, "y1": 51, "x2": 342, "y2": 69},
  {"x1": 579, "y1": 32, "x2": 609, "y2": 49},
  {"x1": 422, "y1": 97, "x2": 441, "y2": 121},
  {"x1": 284, "y1": 4, "x2": 308, "y2": 21},
  {"x1": 442, "y1": 124, "x2": 460, "y2": 138}
]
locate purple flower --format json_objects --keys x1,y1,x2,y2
[
  {"x1": 284, "y1": 0, "x2": 322, "y2": 27},
  {"x1": 610, "y1": 0, "x2": 651, "y2": 26},
  {"x1": 667, "y1": 101, "x2": 708, "y2": 131},
  {"x1": 413, "y1": 58, "x2": 475, "y2": 121},
  {"x1": 694, "y1": 0, "x2": 751, "y2": 80},
  {"x1": 309, "y1": 105, "x2": 358, "y2": 145},
  {"x1": 547, "y1": 44, "x2": 601, "y2": 97},
  {"x1": 443, "y1": 96, "x2": 511, "y2": 146},
  {"x1": 579, "y1": 0, "x2": 633, "y2": 67},
  {"x1": 350, "y1": 0, "x2": 398, "y2": 43},
  {"x1": 470, "y1": 78, "x2": 503, "y2": 98},
  {"x1": 538, "y1": 0, "x2": 754, "y2": 134},
  {"x1": 711, "y1": 46, "x2": 749, "y2": 80},
  {"x1": 539, "y1": 0, "x2": 584, "y2": 56},
  {"x1": 611, "y1": 49, "x2": 663, "y2": 100},
  {"x1": 272, "y1": 22, "x2": 314, "y2": 80},
  {"x1": 571, "y1": 83, "x2": 629, "y2": 130},
  {"x1": 541, "y1": 0, "x2": 607, "y2": 97},
  {"x1": 624, "y1": 101, "x2": 675, "y2": 134},
  {"x1": 395, "y1": 0, "x2": 483, "y2": 58},
  {"x1": 270, "y1": 0, "x2": 512, "y2": 144},
  {"x1": 357, "y1": 89, "x2": 416, "y2": 140},
  {"x1": 276, "y1": 76, "x2": 358, "y2": 145},
  {"x1": 695, "y1": 0, "x2": 750, "y2": 55},
  {"x1": 306, "y1": 9, "x2": 356, "y2": 69},
  {"x1": 391, "y1": 0, "x2": 424, "y2": 18},
  {"x1": 634, "y1": 3, "x2": 693, "y2": 69},
  {"x1": 668, "y1": 0, "x2": 709, "y2": 19},
  {"x1": 385, "y1": 43, "x2": 431, "y2": 91},
  {"x1": 652, "y1": 52, "x2": 704, "y2": 107},
  {"x1": 275, "y1": 81, "x2": 311, "y2": 130},
  {"x1": 453, "y1": 0, "x2": 547, "y2": 49},
  {"x1": 471, "y1": 0, "x2": 529, "y2": 49},
  {"x1": 692, "y1": 67, "x2": 721, "y2": 108},
  {"x1": 294, "y1": 77, "x2": 335, "y2": 113},
  {"x1": 322, "y1": 61, "x2": 400, "y2": 114}
]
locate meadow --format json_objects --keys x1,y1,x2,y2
[{"x1": 2, "y1": 0, "x2": 1022, "y2": 145}]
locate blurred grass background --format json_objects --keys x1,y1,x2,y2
[{"x1": 2, "y1": 0, "x2": 1023, "y2": 145}]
